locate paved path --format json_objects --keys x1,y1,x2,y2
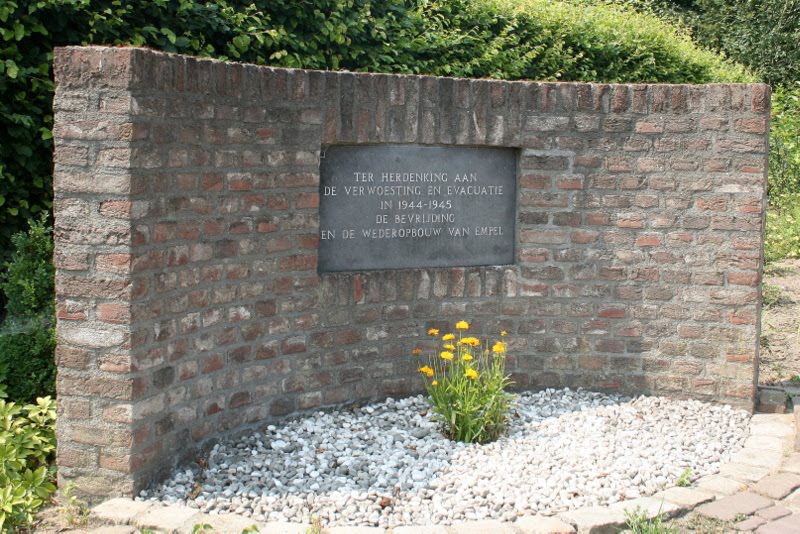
[{"x1": 51, "y1": 407, "x2": 800, "y2": 534}]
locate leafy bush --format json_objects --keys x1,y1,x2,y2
[
  {"x1": 769, "y1": 83, "x2": 800, "y2": 201},
  {"x1": 764, "y1": 194, "x2": 800, "y2": 264},
  {"x1": 0, "y1": 216, "x2": 56, "y2": 403},
  {"x1": 415, "y1": 321, "x2": 513, "y2": 443},
  {"x1": 763, "y1": 83, "x2": 800, "y2": 265},
  {"x1": 692, "y1": 0, "x2": 800, "y2": 87},
  {"x1": 0, "y1": 395, "x2": 58, "y2": 532},
  {"x1": 1, "y1": 0, "x2": 752, "y2": 267}
]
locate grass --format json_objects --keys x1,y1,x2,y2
[{"x1": 623, "y1": 506, "x2": 677, "y2": 534}]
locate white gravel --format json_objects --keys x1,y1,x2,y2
[{"x1": 138, "y1": 388, "x2": 750, "y2": 527}]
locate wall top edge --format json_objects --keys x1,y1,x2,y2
[{"x1": 52, "y1": 45, "x2": 770, "y2": 93}]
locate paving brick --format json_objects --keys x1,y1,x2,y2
[
  {"x1": 182, "y1": 512, "x2": 266, "y2": 533},
  {"x1": 607, "y1": 496, "x2": 681, "y2": 518},
  {"x1": 750, "y1": 419, "x2": 796, "y2": 439},
  {"x1": 782, "y1": 453, "x2": 800, "y2": 475},
  {"x1": 515, "y1": 515, "x2": 576, "y2": 533},
  {"x1": 697, "y1": 475, "x2": 749, "y2": 495},
  {"x1": 719, "y1": 462, "x2": 771, "y2": 483},
  {"x1": 392, "y1": 526, "x2": 449, "y2": 534},
  {"x1": 88, "y1": 526, "x2": 137, "y2": 534},
  {"x1": 758, "y1": 506, "x2": 793, "y2": 521},
  {"x1": 558, "y1": 506, "x2": 628, "y2": 534},
  {"x1": 446, "y1": 520, "x2": 518, "y2": 534},
  {"x1": 91, "y1": 498, "x2": 154, "y2": 525},
  {"x1": 737, "y1": 516, "x2": 767, "y2": 531},
  {"x1": 730, "y1": 448, "x2": 786, "y2": 469},
  {"x1": 755, "y1": 513, "x2": 800, "y2": 534},
  {"x1": 655, "y1": 487, "x2": 716, "y2": 508},
  {"x1": 745, "y1": 436, "x2": 789, "y2": 452},
  {"x1": 326, "y1": 527, "x2": 384, "y2": 534},
  {"x1": 258, "y1": 522, "x2": 310, "y2": 534},
  {"x1": 753, "y1": 473, "x2": 800, "y2": 500},
  {"x1": 134, "y1": 504, "x2": 202, "y2": 533},
  {"x1": 695, "y1": 492, "x2": 774, "y2": 521}
]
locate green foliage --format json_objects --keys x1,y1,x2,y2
[
  {"x1": 0, "y1": 0, "x2": 752, "y2": 266},
  {"x1": 59, "y1": 483, "x2": 89, "y2": 528},
  {"x1": 763, "y1": 83, "x2": 800, "y2": 265},
  {"x1": 769, "y1": 83, "x2": 800, "y2": 201},
  {"x1": 765, "y1": 197, "x2": 800, "y2": 264},
  {"x1": 0, "y1": 216, "x2": 56, "y2": 403},
  {"x1": 416, "y1": 322, "x2": 513, "y2": 443},
  {"x1": 1, "y1": 214, "x2": 54, "y2": 318},
  {"x1": 692, "y1": 0, "x2": 800, "y2": 87},
  {"x1": 762, "y1": 283, "x2": 785, "y2": 308},
  {"x1": 0, "y1": 396, "x2": 58, "y2": 532},
  {"x1": 624, "y1": 505, "x2": 677, "y2": 534},
  {"x1": 675, "y1": 467, "x2": 692, "y2": 487}
]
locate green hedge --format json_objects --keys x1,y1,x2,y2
[
  {"x1": 0, "y1": 216, "x2": 56, "y2": 403},
  {"x1": 0, "y1": 0, "x2": 751, "y2": 267}
]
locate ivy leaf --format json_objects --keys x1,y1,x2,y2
[{"x1": 14, "y1": 22, "x2": 24, "y2": 40}]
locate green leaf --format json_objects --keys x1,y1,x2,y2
[
  {"x1": 13, "y1": 22, "x2": 24, "y2": 41},
  {"x1": 232, "y1": 34, "x2": 250, "y2": 52},
  {"x1": 5, "y1": 60, "x2": 18, "y2": 79},
  {"x1": 160, "y1": 27, "x2": 176, "y2": 44}
]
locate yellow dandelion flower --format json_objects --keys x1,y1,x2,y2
[
  {"x1": 455, "y1": 320, "x2": 469, "y2": 330},
  {"x1": 464, "y1": 368, "x2": 478, "y2": 380},
  {"x1": 418, "y1": 365, "x2": 434, "y2": 377},
  {"x1": 442, "y1": 333, "x2": 455, "y2": 341},
  {"x1": 500, "y1": 330, "x2": 508, "y2": 336},
  {"x1": 427, "y1": 328, "x2": 439, "y2": 336},
  {"x1": 431, "y1": 380, "x2": 438, "y2": 386},
  {"x1": 412, "y1": 348, "x2": 422, "y2": 355},
  {"x1": 462, "y1": 353, "x2": 473, "y2": 361},
  {"x1": 492, "y1": 341, "x2": 506, "y2": 354},
  {"x1": 440, "y1": 351, "x2": 454, "y2": 361},
  {"x1": 458, "y1": 336, "x2": 481, "y2": 347},
  {"x1": 443, "y1": 344, "x2": 455, "y2": 351}
]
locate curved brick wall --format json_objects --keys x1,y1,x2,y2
[{"x1": 52, "y1": 46, "x2": 768, "y2": 497}]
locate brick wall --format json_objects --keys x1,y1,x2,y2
[{"x1": 52, "y1": 46, "x2": 769, "y2": 497}]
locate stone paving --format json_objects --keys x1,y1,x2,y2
[{"x1": 48, "y1": 408, "x2": 800, "y2": 534}]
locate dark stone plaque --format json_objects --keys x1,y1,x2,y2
[{"x1": 318, "y1": 144, "x2": 516, "y2": 272}]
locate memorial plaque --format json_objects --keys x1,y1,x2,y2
[{"x1": 318, "y1": 144, "x2": 516, "y2": 272}]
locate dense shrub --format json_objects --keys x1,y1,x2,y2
[
  {"x1": 763, "y1": 83, "x2": 800, "y2": 263},
  {"x1": 769, "y1": 83, "x2": 800, "y2": 201},
  {"x1": 0, "y1": 216, "x2": 56, "y2": 403},
  {"x1": 0, "y1": 0, "x2": 752, "y2": 267},
  {"x1": 692, "y1": 0, "x2": 800, "y2": 87},
  {"x1": 614, "y1": 0, "x2": 800, "y2": 87},
  {"x1": 0, "y1": 395, "x2": 57, "y2": 532}
]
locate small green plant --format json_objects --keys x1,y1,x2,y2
[
  {"x1": 192, "y1": 524, "x2": 214, "y2": 534},
  {"x1": 415, "y1": 321, "x2": 513, "y2": 444},
  {"x1": 762, "y1": 283, "x2": 785, "y2": 308},
  {"x1": 241, "y1": 526, "x2": 260, "y2": 534},
  {"x1": 0, "y1": 396, "x2": 57, "y2": 532},
  {"x1": 305, "y1": 516, "x2": 323, "y2": 534},
  {"x1": 790, "y1": 375, "x2": 800, "y2": 384},
  {"x1": 623, "y1": 505, "x2": 677, "y2": 534},
  {"x1": 675, "y1": 468, "x2": 692, "y2": 487},
  {"x1": 60, "y1": 482, "x2": 89, "y2": 527}
]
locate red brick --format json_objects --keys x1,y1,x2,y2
[
  {"x1": 95, "y1": 253, "x2": 131, "y2": 273},
  {"x1": 96, "y1": 303, "x2": 130, "y2": 324},
  {"x1": 635, "y1": 235, "x2": 662, "y2": 247}
]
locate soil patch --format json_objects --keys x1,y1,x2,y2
[{"x1": 760, "y1": 259, "x2": 800, "y2": 384}]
